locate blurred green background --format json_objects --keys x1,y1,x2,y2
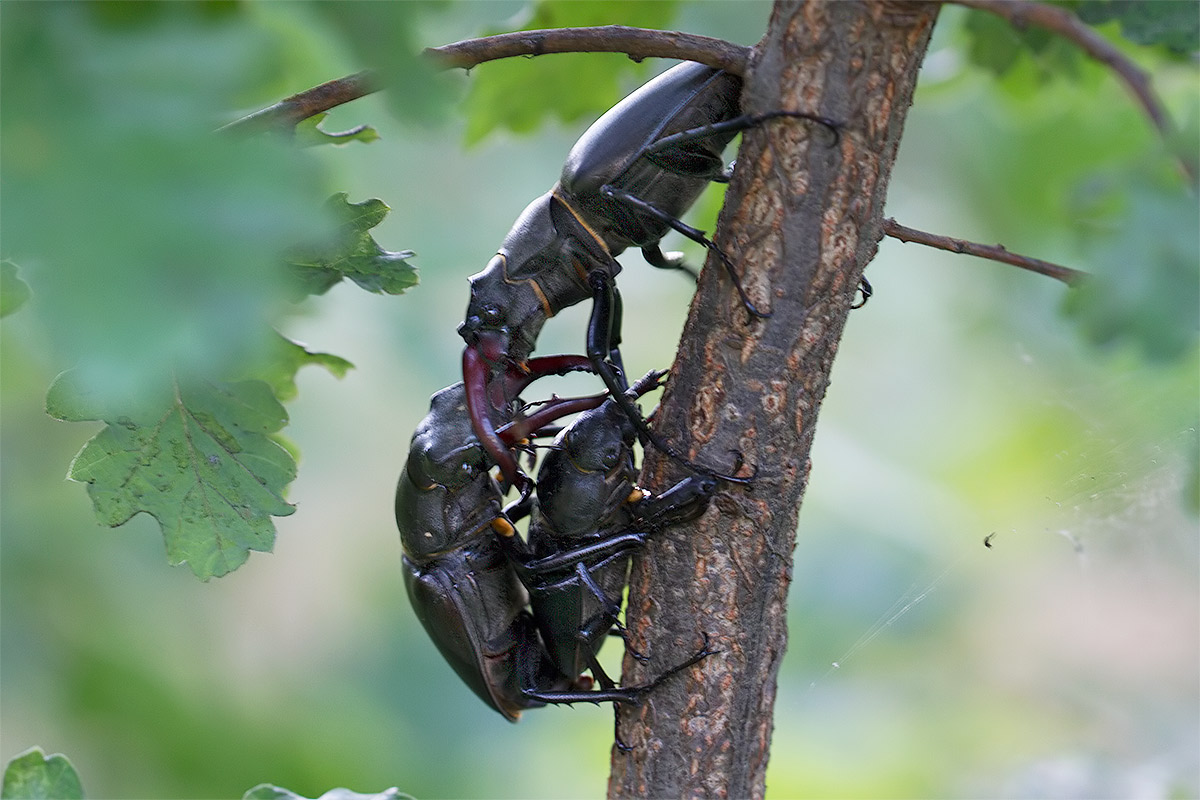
[{"x1": 2, "y1": 2, "x2": 1197, "y2": 798}]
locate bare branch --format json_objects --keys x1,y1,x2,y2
[
  {"x1": 883, "y1": 218, "x2": 1087, "y2": 285},
  {"x1": 218, "y1": 71, "x2": 380, "y2": 137},
  {"x1": 223, "y1": 11, "x2": 1193, "y2": 182},
  {"x1": 950, "y1": 0, "x2": 1196, "y2": 183},
  {"x1": 219, "y1": 29, "x2": 751, "y2": 136},
  {"x1": 424, "y1": 26, "x2": 750, "y2": 74}
]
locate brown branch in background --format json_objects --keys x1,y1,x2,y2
[
  {"x1": 950, "y1": 0, "x2": 1196, "y2": 184},
  {"x1": 218, "y1": 71, "x2": 380, "y2": 136},
  {"x1": 219, "y1": 28, "x2": 751, "y2": 136},
  {"x1": 423, "y1": 25, "x2": 750, "y2": 74},
  {"x1": 218, "y1": 27, "x2": 1091, "y2": 293},
  {"x1": 883, "y1": 217, "x2": 1087, "y2": 285},
  {"x1": 221, "y1": 8, "x2": 1190, "y2": 182}
]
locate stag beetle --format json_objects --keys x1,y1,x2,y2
[
  {"x1": 397, "y1": 362, "x2": 711, "y2": 725},
  {"x1": 508, "y1": 371, "x2": 716, "y2": 690},
  {"x1": 459, "y1": 61, "x2": 842, "y2": 493}
]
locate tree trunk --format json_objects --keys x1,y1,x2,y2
[{"x1": 609, "y1": 2, "x2": 938, "y2": 797}]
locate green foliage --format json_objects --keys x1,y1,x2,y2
[
  {"x1": 295, "y1": 114, "x2": 380, "y2": 148},
  {"x1": 309, "y1": 2, "x2": 455, "y2": 127},
  {"x1": 244, "y1": 786, "x2": 414, "y2": 800},
  {"x1": 0, "y1": 261, "x2": 31, "y2": 318},
  {"x1": 962, "y1": 9, "x2": 1089, "y2": 84},
  {"x1": 1, "y1": 749, "x2": 84, "y2": 800},
  {"x1": 1, "y1": 3, "x2": 335, "y2": 400},
  {"x1": 39, "y1": 324, "x2": 353, "y2": 580},
  {"x1": 1063, "y1": 172, "x2": 1200, "y2": 360},
  {"x1": 232, "y1": 332, "x2": 354, "y2": 404},
  {"x1": 1, "y1": 2, "x2": 1196, "y2": 797},
  {"x1": 934, "y1": 5, "x2": 1198, "y2": 370},
  {"x1": 463, "y1": 0, "x2": 679, "y2": 144},
  {"x1": 0, "y1": 4, "x2": 413, "y2": 579},
  {"x1": 1074, "y1": 0, "x2": 1200, "y2": 55},
  {"x1": 284, "y1": 194, "x2": 418, "y2": 300},
  {"x1": 2, "y1": 751, "x2": 417, "y2": 800},
  {"x1": 46, "y1": 371, "x2": 296, "y2": 580},
  {"x1": 961, "y1": 1, "x2": 1197, "y2": 88}
]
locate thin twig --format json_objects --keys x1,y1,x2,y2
[
  {"x1": 883, "y1": 218, "x2": 1087, "y2": 285},
  {"x1": 218, "y1": 71, "x2": 380, "y2": 137},
  {"x1": 950, "y1": 0, "x2": 1196, "y2": 183},
  {"x1": 424, "y1": 25, "x2": 750, "y2": 74}
]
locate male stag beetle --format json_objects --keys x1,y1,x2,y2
[
  {"x1": 508, "y1": 370, "x2": 716, "y2": 690},
  {"x1": 459, "y1": 61, "x2": 843, "y2": 495},
  {"x1": 396, "y1": 362, "x2": 711, "y2": 725}
]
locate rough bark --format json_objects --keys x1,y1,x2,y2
[{"x1": 608, "y1": 2, "x2": 938, "y2": 797}]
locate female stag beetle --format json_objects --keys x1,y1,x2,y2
[
  {"x1": 397, "y1": 361, "x2": 711, "y2": 724},
  {"x1": 509, "y1": 370, "x2": 717, "y2": 691},
  {"x1": 459, "y1": 61, "x2": 842, "y2": 494}
]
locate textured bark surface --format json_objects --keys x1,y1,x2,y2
[{"x1": 608, "y1": 2, "x2": 938, "y2": 797}]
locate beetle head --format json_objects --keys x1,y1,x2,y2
[{"x1": 558, "y1": 399, "x2": 637, "y2": 474}]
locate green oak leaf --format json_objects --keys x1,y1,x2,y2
[
  {"x1": 244, "y1": 786, "x2": 414, "y2": 800},
  {"x1": 1, "y1": 260, "x2": 31, "y2": 318},
  {"x1": 294, "y1": 113, "x2": 380, "y2": 147},
  {"x1": 285, "y1": 193, "x2": 418, "y2": 299},
  {"x1": 2, "y1": 748, "x2": 84, "y2": 800},
  {"x1": 46, "y1": 371, "x2": 296, "y2": 580},
  {"x1": 233, "y1": 332, "x2": 354, "y2": 403}
]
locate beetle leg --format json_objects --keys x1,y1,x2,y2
[
  {"x1": 517, "y1": 475, "x2": 714, "y2": 579},
  {"x1": 608, "y1": 286, "x2": 627, "y2": 381},
  {"x1": 501, "y1": 492, "x2": 535, "y2": 528},
  {"x1": 852, "y1": 275, "x2": 873, "y2": 308},
  {"x1": 521, "y1": 633, "x2": 717, "y2": 708},
  {"x1": 586, "y1": 269, "x2": 629, "y2": 390},
  {"x1": 587, "y1": 270, "x2": 755, "y2": 485},
  {"x1": 585, "y1": 656, "x2": 618, "y2": 693},
  {"x1": 518, "y1": 530, "x2": 648, "y2": 576},
  {"x1": 569, "y1": 561, "x2": 652, "y2": 664},
  {"x1": 611, "y1": 633, "x2": 720, "y2": 753},
  {"x1": 601, "y1": 186, "x2": 771, "y2": 320},
  {"x1": 641, "y1": 243, "x2": 700, "y2": 281},
  {"x1": 607, "y1": 628, "x2": 650, "y2": 663},
  {"x1": 609, "y1": 110, "x2": 840, "y2": 319},
  {"x1": 631, "y1": 474, "x2": 718, "y2": 528},
  {"x1": 640, "y1": 110, "x2": 840, "y2": 163},
  {"x1": 573, "y1": 561, "x2": 624, "y2": 637}
]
